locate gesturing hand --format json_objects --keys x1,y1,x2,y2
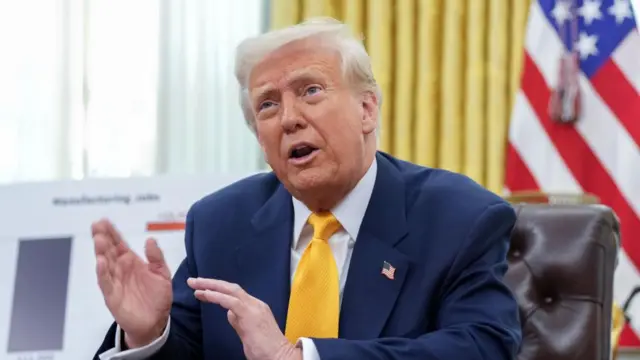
[
  {"x1": 188, "y1": 278, "x2": 302, "y2": 360},
  {"x1": 92, "y1": 219, "x2": 172, "y2": 348}
]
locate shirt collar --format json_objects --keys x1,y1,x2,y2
[{"x1": 291, "y1": 158, "x2": 378, "y2": 248}]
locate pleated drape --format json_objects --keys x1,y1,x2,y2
[{"x1": 269, "y1": 0, "x2": 530, "y2": 195}]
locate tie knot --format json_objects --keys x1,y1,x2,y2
[{"x1": 308, "y1": 212, "x2": 341, "y2": 241}]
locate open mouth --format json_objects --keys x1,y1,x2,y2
[{"x1": 289, "y1": 144, "x2": 319, "y2": 162}]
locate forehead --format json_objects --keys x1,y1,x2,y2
[{"x1": 248, "y1": 39, "x2": 342, "y2": 94}]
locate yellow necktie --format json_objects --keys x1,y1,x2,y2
[{"x1": 285, "y1": 212, "x2": 341, "y2": 343}]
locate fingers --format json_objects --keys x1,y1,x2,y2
[
  {"x1": 145, "y1": 238, "x2": 171, "y2": 279},
  {"x1": 92, "y1": 219, "x2": 130, "y2": 256},
  {"x1": 93, "y1": 232, "x2": 111, "y2": 256},
  {"x1": 189, "y1": 279, "x2": 253, "y2": 321},
  {"x1": 107, "y1": 222, "x2": 132, "y2": 256},
  {"x1": 104, "y1": 220, "x2": 125, "y2": 245},
  {"x1": 145, "y1": 238, "x2": 166, "y2": 267},
  {"x1": 93, "y1": 233, "x2": 117, "y2": 279},
  {"x1": 92, "y1": 220, "x2": 113, "y2": 257},
  {"x1": 227, "y1": 309, "x2": 238, "y2": 327},
  {"x1": 191, "y1": 279, "x2": 274, "y2": 336},
  {"x1": 94, "y1": 232, "x2": 116, "y2": 260},
  {"x1": 96, "y1": 255, "x2": 114, "y2": 296},
  {"x1": 91, "y1": 219, "x2": 110, "y2": 237},
  {"x1": 194, "y1": 289, "x2": 243, "y2": 311},
  {"x1": 187, "y1": 278, "x2": 249, "y2": 301}
]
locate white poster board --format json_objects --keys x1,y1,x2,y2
[{"x1": 0, "y1": 173, "x2": 253, "y2": 360}]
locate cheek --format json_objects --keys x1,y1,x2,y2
[
  {"x1": 256, "y1": 127, "x2": 280, "y2": 154},
  {"x1": 259, "y1": 133, "x2": 277, "y2": 149},
  {"x1": 325, "y1": 122, "x2": 359, "y2": 159}
]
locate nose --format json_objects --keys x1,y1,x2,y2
[{"x1": 280, "y1": 94, "x2": 306, "y2": 133}]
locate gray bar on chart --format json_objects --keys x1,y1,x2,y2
[{"x1": 7, "y1": 237, "x2": 73, "y2": 353}]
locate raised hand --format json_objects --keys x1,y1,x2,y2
[
  {"x1": 188, "y1": 278, "x2": 302, "y2": 360},
  {"x1": 92, "y1": 219, "x2": 173, "y2": 348}
]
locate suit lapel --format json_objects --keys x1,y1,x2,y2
[
  {"x1": 340, "y1": 153, "x2": 411, "y2": 339},
  {"x1": 234, "y1": 183, "x2": 293, "y2": 333}
]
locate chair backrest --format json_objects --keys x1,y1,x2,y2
[
  {"x1": 504, "y1": 191, "x2": 600, "y2": 205},
  {"x1": 505, "y1": 203, "x2": 619, "y2": 360}
]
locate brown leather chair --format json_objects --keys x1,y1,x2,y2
[{"x1": 505, "y1": 203, "x2": 619, "y2": 360}]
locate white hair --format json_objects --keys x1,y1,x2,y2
[{"x1": 234, "y1": 17, "x2": 382, "y2": 133}]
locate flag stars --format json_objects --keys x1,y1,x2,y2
[
  {"x1": 579, "y1": 0, "x2": 603, "y2": 25},
  {"x1": 576, "y1": 32, "x2": 599, "y2": 59},
  {"x1": 608, "y1": 0, "x2": 633, "y2": 24},
  {"x1": 552, "y1": 0, "x2": 572, "y2": 24}
]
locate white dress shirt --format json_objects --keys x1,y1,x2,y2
[{"x1": 99, "y1": 159, "x2": 377, "y2": 360}]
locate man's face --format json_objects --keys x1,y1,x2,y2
[{"x1": 248, "y1": 38, "x2": 377, "y2": 196}]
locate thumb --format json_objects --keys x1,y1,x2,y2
[{"x1": 145, "y1": 238, "x2": 171, "y2": 279}]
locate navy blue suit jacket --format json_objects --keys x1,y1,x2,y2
[{"x1": 95, "y1": 152, "x2": 522, "y2": 359}]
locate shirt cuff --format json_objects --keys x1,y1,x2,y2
[
  {"x1": 297, "y1": 337, "x2": 321, "y2": 360},
  {"x1": 98, "y1": 318, "x2": 171, "y2": 360}
]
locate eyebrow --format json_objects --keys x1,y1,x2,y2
[{"x1": 251, "y1": 68, "x2": 325, "y2": 101}]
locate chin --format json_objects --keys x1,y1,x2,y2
[
  {"x1": 287, "y1": 166, "x2": 344, "y2": 192},
  {"x1": 287, "y1": 166, "x2": 335, "y2": 192}
]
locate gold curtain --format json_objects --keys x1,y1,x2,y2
[{"x1": 269, "y1": 0, "x2": 529, "y2": 194}]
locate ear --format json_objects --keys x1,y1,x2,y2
[{"x1": 361, "y1": 91, "x2": 378, "y2": 135}]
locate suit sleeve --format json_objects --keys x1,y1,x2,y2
[
  {"x1": 94, "y1": 207, "x2": 203, "y2": 360},
  {"x1": 312, "y1": 202, "x2": 522, "y2": 360}
]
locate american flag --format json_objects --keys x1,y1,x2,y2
[
  {"x1": 505, "y1": 0, "x2": 640, "y2": 348},
  {"x1": 381, "y1": 261, "x2": 396, "y2": 280}
]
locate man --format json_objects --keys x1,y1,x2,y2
[{"x1": 94, "y1": 17, "x2": 522, "y2": 360}]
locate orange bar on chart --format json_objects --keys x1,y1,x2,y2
[{"x1": 146, "y1": 221, "x2": 186, "y2": 232}]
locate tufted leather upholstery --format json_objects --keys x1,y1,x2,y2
[{"x1": 505, "y1": 204, "x2": 619, "y2": 360}]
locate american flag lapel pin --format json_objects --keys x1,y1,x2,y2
[{"x1": 381, "y1": 261, "x2": 396, "y2": 280}]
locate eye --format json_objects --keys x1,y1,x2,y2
[
  {"x1": 258, "y1": 101, "x2": 275, "y2": 111},
  {"x1": 304, "y1": 85, "x2": 322, "y2": 96}
]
